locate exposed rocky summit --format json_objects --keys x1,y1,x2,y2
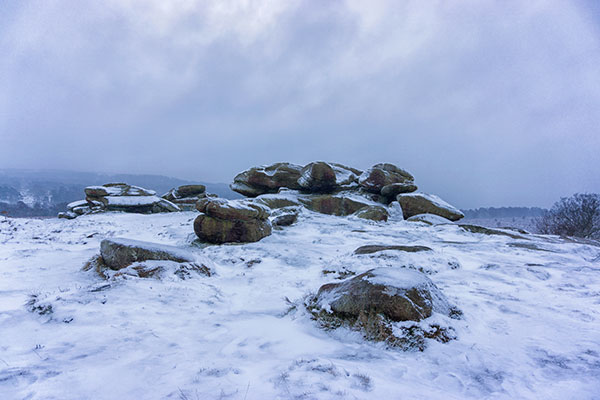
[
  {"x1": 59, "y1": 183, "x2": 180, "y2": 219},
  {"x1": 397, "y1": 193, "x2": 464, "y2": 221},
  {"x1": 162, "y1": 184, "x2": 208, "y2": 210},
  {"x1": 194, "y1": 198, "x2": 272, "y2": 243},
  {"x1": 227, "y1": 161, "x2": 464, "y2": 223}
]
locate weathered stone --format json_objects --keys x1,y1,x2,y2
[
  {"x1": 359, "y1": 163, "x2": 414, "y2": 194},
  {"x1": 406, "y1": 213, "x2": 454, "y2": 225},
  {"x1": 353, "y1": 245, "x2": 433, "y2": 255},
  {"x1": 230, "y1": 163, "x2": 303, "y2": 197},
  {"x1": 202, "y1": 198, "x2": 269, "y2": 221},
  {"x1": 354, "y1": 205, "x2": 389, "y2": 222},
  {"x1": 100, "y1": 238, "x2": 196, "y2": 270},
  {"x1": 252, "y1": 194, "x2": 302, "y2": 210},
  {"x1": 272, "y1": 212, "x2": 298, "y2": 227},
  {"x1": 459, "y1": 224, "x2": 526, "y2": 240},
  {"x1": 315, "y1": 268, "x2": 452, "y2": 322},
  {"x1": 162, "y1": 184, "x2": 206, "y2": 202},
  {"x1": 380, "y1": 182, "x2": 418, "y2": 198},
  {"x1": 300, "y1": 195, "x2": 371, "y2": 216},
  {"x1": 397, "y1": 193, "x2": 464, "y2": 221},
  {"x1": 297, "y1": 162, "x2": 362, "y2": 193},
  {"x1": 193, "y1": 214, "x2": 272, "y2": 243},
  {"x1": 58, "y1": 211, "x2": 77, "y2": 219}
]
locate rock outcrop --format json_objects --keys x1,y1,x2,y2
[
  {"x1": 397, "y1": 193, "x2": 464, "y2": 221},
  {"x1": 194, "y1": 198, "x2": 272, "y2": 243},
  {"x1": 230, "y1": 163, "x2": 303, "y2": 197},
  {"x1": 406, "y1": 213, "x2": 455, "y2": 225},
  {"x1": 359, "y1": 163, "x2": 415, "y2": 195},
  {"x1": 297, "y1": 162, "x2": 362, "y2": 193},
  {"x1": 354, "y1": 205, "x2": 389, "y2": 222},
  {"x1": 353, "y1": 245, "x2": 433, "y2": 255},
  {"x1": 162, "y1": 184, "x2": 208, "y2": 211},
  {"x1": 299, "y1": 194, "x2": 373, "y2": 216},
  {"x1": 59, "y1": 183, "x2": 181, "y2": 219}
]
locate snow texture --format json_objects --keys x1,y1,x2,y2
[{"x1": 1, "y1": 210, "x2": 599, "y2": 399}]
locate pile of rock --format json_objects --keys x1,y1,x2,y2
[
  {"x1": 193, "y1": 198, "x2": 272, "y2": 244},
  {"x1": 59, "y1": 183, "x2": 180, "y2": 219},
  {"x1": 228, "y1": 161, "x2": 464, "y2": 222},
  {"x1": 162, "y1": 184, "x2": 209, "y2": 211}
]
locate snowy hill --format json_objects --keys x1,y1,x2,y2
[{"x1": 1, "y1": 210, "x2": 599, "y2": 399}]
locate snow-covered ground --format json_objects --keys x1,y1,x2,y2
[{"x1": 1, "y1": 210, "x2": 599, "y2": 399}]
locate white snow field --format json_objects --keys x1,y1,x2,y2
[{"x1": 1, "y1": 211, "x2": 599, "y2": 400}]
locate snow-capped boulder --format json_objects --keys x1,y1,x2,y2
[
  {"x1": 359, "y1": 163, "x2": 414, "y2": 194},
  {"x1": 314, "y1": 268, "x2": 453, "y2": 322},
  {"x1": 194, "y1": 198, "x2": 272, "y2": 243},
  {"x1": 252, "y1": 193, "x2": 302, "y2": 210},
  {"x1": 100, "y1": 238, "x2": 197, "y2": 270},
  {"x1": 300, "y1": 194, "x2": 372, "y2": 216},
  {"x1": 230, "y1": 163, "x2": 303, "y2": 197},
  {"x1": 162, "y1": 184, "x2": 207, "y2": 211},
  {"x1": 397, "y1": 193, "x2": 464, "y2": 221},
  {"x1": 406, "y1": 213, "x2": 455, "y2": 225},
  {"x1": 353, "y1": 205, "x2": 389, "y2": 222},
  {"x1": 297, "y1": 162, "x2": 362, "y2": 193},
  {"x1": 85, "y1": 183, "x2": 156, "y2": 199}
]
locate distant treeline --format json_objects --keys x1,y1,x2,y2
[{"x1": 462, "y1": 207, "x2": 546, "y2": 219}]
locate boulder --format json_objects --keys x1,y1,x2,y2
[
  {"x1": 100, "y1": 238, "x2": 197, "y2": 270},
  {"x1": 252, "y1": 193, "x2": 302, "y2": 210},
  {"x1": 194, "y1": 198, "x2": 272, "y2": 243},
  {"x1": 380, "y1": 182, "x2": 418, "y2": 198},
  {"x1": 101, "y1": 195, "x2": 180, "y2": 213},
  {"x1": 359, "y1": 163, "x2": 414, "y2": 194},
  {"x1": 353, "y1": 245, "x2": 433, "y2": 255},
  {"x1": 162, "y1": 184, "x2": 207, "y2": 210},
  {"x1": 300, "y1": 194, "x2": 372, "y2": 216},
  {"x1": 314, "y1": 268, "x2": 452, "y2": 322},
  {"x1": 230, "y1": 163, "x2": 303, "y2": 197},
  {"x1": 297, "y1": 162, "x2": 362, "y2": 193},
  {"x1": 354, "y1": 205, "x2": 389, "y2": 222},
  {"x1": 272, "y1": 213, "x2": 298, "y2": 227},
  {"x1": 397, "y1": 193, "x2": 464, "y2": 221},
  {"x1": 406, "y1": 213, "x2": 454, "y2": 225}
]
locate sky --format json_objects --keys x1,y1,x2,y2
[{"x1": 1, "y1": 0, "x2": 599, "y2": 208}]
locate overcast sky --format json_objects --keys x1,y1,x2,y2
[{"x1": 1, "y1": 0, "x2": 599, "y2": 208}]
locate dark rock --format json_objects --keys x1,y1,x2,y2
[
  {"x1": 406, "y1": 213, "x2": 454, "y2": 225},
  {"x1": 380, "y1": 182, "x2": 418, "y2": 198},
  {"x1": 297, "y1": 162, "x2": 338, "y2": 193},
  {"x1": 353, "y1": 245, "x2": 433, "y2": 255},
  {"x1": 252, "y1": 194, "x2": 302, "y2": 210},
  {"x1": 100, "y1": 238, "x2": 196, "y2": 270},
  {"x1": 230, "y1": 163, "x2": 303, "y2": 197},
  {"x1": 314, "y1": 268, "x2": 452, "y2": 322},
  {"x1": 359, "y1": 163, "x2": 414, "y2": 194},
  {"x1": 194, "y1": 214, "x2": 272, "y2": 243},
  {"x1": 300, "y1": 195, "x2": 371, "y2": 216},
  {"x1": 272, "y1": 212, "x2": 298, "y2": 227},
  {"x1": 397, "y1": 193, "x2": 464, "y2": 221},
  {"x1": 459, "y1": 224, "x2": 526, "y2": 240},
  {"x1": 354, "y1": 205, "x2": 389, "y2": 222}
]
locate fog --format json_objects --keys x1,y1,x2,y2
[{"x1": 1, "y1": 0, "x2": 599, "y2": 208}]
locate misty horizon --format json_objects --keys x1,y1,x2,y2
[{"x1": 2, "y1": 1, "x2": 599, "y2": 209}]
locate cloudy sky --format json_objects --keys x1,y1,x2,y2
[{"x1": 1, "y1": 0, "x2": 599, "y2": 208}]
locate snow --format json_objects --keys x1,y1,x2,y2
[
  {"x1": 67, "y1": 200, "x2": 89, "y2": 210},
  {"x1": 0, "y1": 210, "x2": 599, "y2": 399},
  {"x1": 85, "y1": 185, "x2": 123, "y2": 196},
  {"x1": 407, "y1": 213, "x2": 454, "y2": 225},
  {"x1": 104, "y1": 195, "x2": 161, "y2": 206}
]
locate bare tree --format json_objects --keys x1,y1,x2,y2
[{"x1": 536, "y1": 193, "x2": 600, "y2": 239}]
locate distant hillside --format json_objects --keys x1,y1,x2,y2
[
  {"x1": 0, "y1": 169, "x2": 240, "y2": 217},
  {"x1": 462, "y1": 207, "x2": 546, "y2": 219}
]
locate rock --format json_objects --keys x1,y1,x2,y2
[
  {"x1": 194, "y1": 198, "x2": 272, "y2": 243},
  {"x1": 359, "y1": 163, "x2": 414, "y2": 194},
  {"x1": 315, "y1": 268, "x2": 452, "y2": 322},
  {"x1": 354, "y1": 205, "x2": 389, "y2": 222},
  {"x1": 230, "y1": 163, "x2": 303, "y2": 197},
  {"x1": 380, "y1": 182, "x2": 418, "y2": 198},
  {"x1": 397, "y1": 193, "x2": 464, "y2": 221},
  {"x1": 252, "y1": 193, "x2": 302, "y2": 210},
  {"x1": 272, "y1": 209, "x2": 299, "y2": 227},
  {"x1": 406, "y1": 213, "x2": 454, "y2": 225},
  {"x1": 459, "y1": 224, "x2": 526, "y2": 240},
  {"x1": 162, "y1": 185, "x2": 207, "y2": 210},
  {"x1": 58, "y1": 211, "x2": 77, "y2": 219},
  {"x1": 194, "y1": 214, "x2": 272, "y2": 243},
  {"x1": 297, "y1": 162, "x2": 361, "y2": 193},
  {"x1": 353, "y1": 245, "x2": 433, "y2": 255},
  {"x1": 101, "y1": 195, "x2": 181, "y2": 213},
  {"x1": 300, "y1": 194, "x2": 372, "y2": 216},
  {"x1": 100, "y1": 238, "x2": 197, "y2": 270}
]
